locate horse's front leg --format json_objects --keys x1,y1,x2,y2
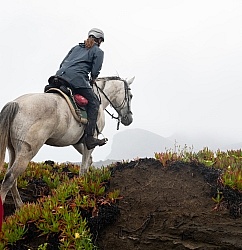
[
  {"x1": 73, "y1": 143, "x2": 93, "y2": 175},
  {"x1": 80, "y1": 146, "x2": 94, "y2": 175}
]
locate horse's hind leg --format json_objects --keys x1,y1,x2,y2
[
  {"x1": 0, "y1": 144, "x2": 15, "y2": 204},
  {"x1": 10, "y1": 179, "x2": 24, "y2": 209},
  {"x1": 8, "y1": 141, "x2": 24, "y2": 208},
  {"x1": 1, "y1": 157, "x2": 30, "y2": 209}
]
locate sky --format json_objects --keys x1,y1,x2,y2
[{"x1": 0, "y1": 0, "x2": 242, "y2": 163}]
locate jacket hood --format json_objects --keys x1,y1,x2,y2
[{"x1": 79, "y1": 43, "x2": 85, "y2": 48}]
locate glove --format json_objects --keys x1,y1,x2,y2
[{"x1": 90, "y1": 79, "x2": 96, "y2": 87}]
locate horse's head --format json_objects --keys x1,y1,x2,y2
[
  {"x1": 96, "y1": 76, "x2": 134, "y2": 127},
  {"x1": 118, "y1": 77, "x2": 134, "y2": 126}
]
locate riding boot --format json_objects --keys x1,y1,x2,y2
[
  {"x1": 85, "y1": 116, "x2": 107, "y2": 149},
  {"x1": 85, "y1": 136, "x2": 107, "y2": 150}
]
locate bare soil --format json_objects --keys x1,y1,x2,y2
[
  {"x1": 3, "y1": 158, "x2": 242, "y2": 249},
  {"x1": 97, "y1": 158, "x2": 242, "y2": 250}
]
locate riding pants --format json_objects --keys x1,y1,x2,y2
[{"x1": 73, "y1": 88, "x2": 100, "y2": 136}]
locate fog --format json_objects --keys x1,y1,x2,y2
[{"x1": 0, "y1": 0, "x2": 242, "y2": 162}]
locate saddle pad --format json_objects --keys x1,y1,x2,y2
[{"x1": 45, "y1": 88, "x2": 88, "y2": 124}]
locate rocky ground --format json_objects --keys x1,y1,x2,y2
[{"x1": 3, "y1": 158, "x2": 242, "y2": 249}]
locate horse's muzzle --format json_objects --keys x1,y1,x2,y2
[{"x1": 121, "y1": 113, "x2": 133, "y2": 126}]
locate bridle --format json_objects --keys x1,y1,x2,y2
[{"x1": 94, "y1": 79, "x2": 132, "y2": 130}]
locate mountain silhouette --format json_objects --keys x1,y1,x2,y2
[{"x1": 106, "y1": 128, "x2": 173, "y2": 160}]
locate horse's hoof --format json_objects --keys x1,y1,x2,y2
[{"x1": 79, "y1": 170, "x2": 87, "y2": 176}]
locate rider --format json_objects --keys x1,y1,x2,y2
[{"x1": 49, "y1": 28, "x2": 107, "y2": 150}]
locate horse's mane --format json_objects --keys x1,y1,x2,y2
[{"x1": 97, "y1": 76, "x2": 122, "y2": 82}]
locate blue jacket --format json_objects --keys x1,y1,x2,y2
[{"x1": 55, "y1": 43, "x2": 104, "y2": 89}]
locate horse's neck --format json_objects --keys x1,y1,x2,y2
[{"x1": 96, "y1": 80, "x2": 119, "y2": 110}]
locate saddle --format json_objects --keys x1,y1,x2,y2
[{"x1": 44, "y1": 83, "x2": 88, "y2": 124}]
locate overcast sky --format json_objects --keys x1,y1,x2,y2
[{"x1": 1, "y1": 0, "x2": 242, "y2": 163}]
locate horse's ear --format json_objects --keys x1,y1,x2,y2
[{"x1": 126, "y1": 76, "x2": 135, "y2": 85}]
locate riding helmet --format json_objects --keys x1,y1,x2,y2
[{"x1": 88, "y1": 28, "x2": 104, "y2": 42}]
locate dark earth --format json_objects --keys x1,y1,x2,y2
[{"x1": 3, "y1": 158, "x2": 242, "y2": 249}]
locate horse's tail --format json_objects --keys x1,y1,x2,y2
[{"x1": 0, "y1": 102, "x2": 19, "y2": 172}]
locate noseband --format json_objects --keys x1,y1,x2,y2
[{"x1": 95, "y1": 79, "x2": 132, "y2": 130}]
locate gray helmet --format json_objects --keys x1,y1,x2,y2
[{"x1": 88, "y1": 28, "x2": 104, "y2": 42}]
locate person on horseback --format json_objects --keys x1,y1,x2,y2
[{"x1": 48, "y1": 28, "x2": 107, "y2": 150}]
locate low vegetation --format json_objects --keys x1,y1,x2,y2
[
  {"x1": 155, "y1": 146, "x2": 242, "y2": 192},
  {"x1": 0, "y1": 163, "x2": 120, "y2": 249},
  {"x1": 1, "y1": 146, "x2": 242, "y2": 249}
]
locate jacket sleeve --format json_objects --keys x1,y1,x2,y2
[{"x1": 91, "y1": 49, "x2": 104, "y2": 79}]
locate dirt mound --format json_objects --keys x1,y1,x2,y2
[{"x1": 96, "y1": 158, "x2": 242, "y2": 250}]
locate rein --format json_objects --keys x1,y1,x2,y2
[{"x1": 94, "y1": 79, "x2": 131, "y2": 130}]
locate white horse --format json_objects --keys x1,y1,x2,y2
[{"x1": 0, "y1": 76, "x2": 134, "y2": 209}]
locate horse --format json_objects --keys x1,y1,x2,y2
[{"x1": 0, "y1": 76, "x2": 134, "y2": 209}]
